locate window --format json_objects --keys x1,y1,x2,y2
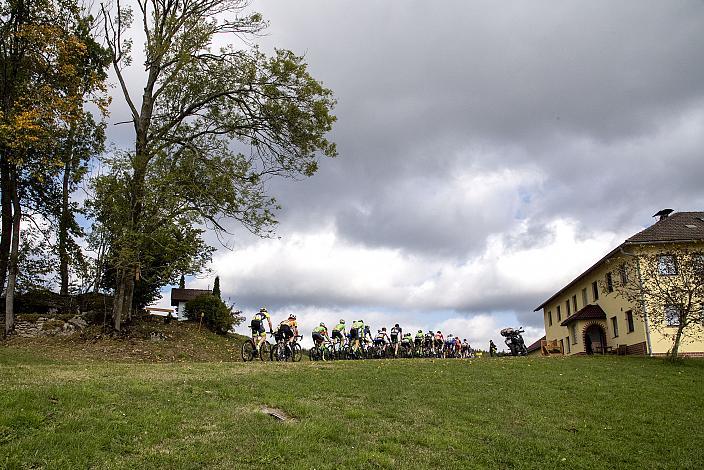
[
  {"x1": 565, "y1": 337, "x2": 571, "y2": 353},
  {"x1": 572, "y1": 295, "x2": 577, "y2": 312},
  {"x1": 548, "y1": 311, "x2": 553, "y2": 327},
  {"x1": 592, "y1": 281, "x2": 599, "y2": 301},
  {"x1": 694, "y1": 254, "x2": 704, "y2": 275},
  {"x1": 606, "y1": 272, "x2": 614, "y2": 293},
  {"x1": 658, "y1": 255, "x2": 678, "y2": 276},
  {"x1": 582, "y1": 288, "x2": 588, "y2": 306},
  {"x1": 626, "y1": 310, "x2": 634, "y2": 333},
  {"x1": 619, "y1": 263, "x2": 628, "y2": 284},
  {"x1": 665, "y1": 304, "x2": 681, "y2": 327},
  {"x1": 557, "y1": 305, "x2": 562, "y2": 321},
  {"x1": 560, "y1": 338, "x2": 565, "y2": 354},
  {"x1": 611, "y1": 316, "x2": 619, "y2": 337},
  {"x1": 566, "y1": 300, "x2": 571, "y2": 316},
  {"x1": 571, "y1": 324, "x2": 578, "y2": 344}
]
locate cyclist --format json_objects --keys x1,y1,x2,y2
[
  {"x1": 390, "y1": 323, "x2": 402, "y2": 356},
  {"x1": 414, "y1": 330, "x2": 424, "y2": 353},
  {"x1": 312, "y1": 322, "x2": 330, "y2": 347},
  {"x1": 363, "y1": 325, "x2": 374, "y2": 348},
  {"x1": 350, "y1": 319, "x2": 364, "y2": 350},
  {"x1": 454, "y1": 335, "x2": 462, "y2": 356},
  {"x1": 434, "y1": 330, "x2": 444, "y2": 355},
  {"x1": 374, "y1": 327, "x2": 390, "y2": 346},
  {"x1": 250, "y1": 308, "x2": 273, "y2": 352},
  {"x1": 276, "y1": 314, "x2": 298, "y2": 351},
  {"x1": 445, "y1": 333, "x2": 455, "y2": 355},
  {"x1": 424, "y1": 330, "x2": 434, "y2": 353},
  {"x1": 401, "y1": 331, "x2": 413, "y2": 355},
  {"x1": 332, "y1": 319, "x2": 346, "y2": 349}
]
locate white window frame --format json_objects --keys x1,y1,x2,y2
[{"x1": 658, "y1": 255, "x2": 678, "y2": 276}]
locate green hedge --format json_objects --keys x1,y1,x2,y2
[{"x1": 184, "y1": 294, "x2": 234, "y2": 335}]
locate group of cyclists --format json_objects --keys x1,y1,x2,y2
[{"x1": 248, "y1": 308, "x2": 476, "y2": 361}]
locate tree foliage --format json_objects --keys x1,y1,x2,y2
[
  {"x1": 185, "y1": 293, "x2": 234, "y2": 335},
  {"x1": 0, "y1": 0, "x2": 108, "y2": 335},
  {"x1": 607, "y1": 247, "x2": 704, "y2": 359},
  {"x1": 99, "y1": 0, "x2": 337, "y2": 330}
]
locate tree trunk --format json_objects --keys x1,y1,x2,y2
[
  {"x1": 113, "y1": 268, "x2": 126, "y2": 331},
  {"x1": 670, "y1": 322, "x2": 685, "y2": 360},
  {"x1": 58, "y1": 159, "x2": 71, "y2": 295},
  {"x1": 124, "y1": 270, "x2": 134, "y2": 322},
  {"x1": 0, "y1": 159, "x2": 12, "y2": 293},
  {"x1": 4, "y1": 176, "x2": 20, "y2": 337}
]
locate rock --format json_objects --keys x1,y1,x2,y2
[{"x1": 68, "y1": 316, "x2": 88, "y2": 329}]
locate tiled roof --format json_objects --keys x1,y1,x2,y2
[
  {"x1": 560, "y1": 304, "x2": 606, "y2": 326},
  {"x1": 534, "y1": 211, "x2": 704, "y2": 312},
  {"x1": 170, "y1": 288, "x2": 212, "y2": 306},
  {"x1": 626, "y1": 212, "x2": 704, "y2": 243},
  {"x1": 526, "y1": 335, "x2": 546, "y2": 353}
]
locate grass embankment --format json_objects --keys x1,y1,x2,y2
[
  {"x1": 1, "y1": 353, "x2": 703, "y2": 469},
  {"x1": 3, "y1": 319, "x2": 248, "y2": 363}
]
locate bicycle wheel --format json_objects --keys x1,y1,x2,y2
[
  {"x1": 310, "y1": 346, "x2": 320, "y2": 361},
  {"x1": 259, "y1": 341, "x2": 272, "y2": 361},
  {"x1": 241, "y1": 340, "x2": 255, "y2": 362},
  {"x1": 292, "y1": 343, "x2": 303, "y2": 362},
  {"x1": 271, "y1": 343, "x2": 282, "y2": 362}
]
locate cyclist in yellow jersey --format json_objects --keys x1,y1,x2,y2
[
  {"x1": 250, "y1": 308, "x2": 273, "y2": 352},
  {"x1": 277, "y1": 314, "x2": 298, "y2": 347}
]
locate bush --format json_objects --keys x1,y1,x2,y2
[{"x1": 184, "y1": 294, "x2": 234, "y2": 335}]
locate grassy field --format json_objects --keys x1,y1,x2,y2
[{"x1": 1, "y1": 349, "x2": 703, "y2": 469}]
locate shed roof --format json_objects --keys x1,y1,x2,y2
[
  {"x1": 170, "y1": 288, "x2": 212, "y2": 306},
  {"x1": 526, "y1": 335, "x2": 546, "y2": 354}
]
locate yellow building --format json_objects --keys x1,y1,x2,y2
[{"x1": 534, "y1": 211, "x2": 704, "y2": 357}]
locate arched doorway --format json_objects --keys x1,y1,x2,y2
[{"x1": 583, "y1": 323, "x2": 607, "y2": 355}]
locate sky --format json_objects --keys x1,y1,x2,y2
[{"x1": 106, "y1": 0, "x2": 704, "y2": 349}]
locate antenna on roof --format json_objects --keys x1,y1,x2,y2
[{"x1": 653, "y1": 209, "x2": 674, "y2": 221}]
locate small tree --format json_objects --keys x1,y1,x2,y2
[
  {"x1": 179, "y1": 274, "x2": 185, "y2": 289},
  {"x1": 212, "y1": 276, "x2": 221, "y2": 299},
  {"x1": 185, "y1": 294, "x2": 233, "y2": 335},
  {"x1": 608, "y1": 248, "x2": 704, "y2": 360}
]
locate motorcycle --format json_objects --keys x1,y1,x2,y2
[{"x1": 500, "y1": 327, "x2": 528, "y2": 356}]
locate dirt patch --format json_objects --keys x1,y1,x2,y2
[{"x1": 260, "y1": 406, "x2": 294, "y2": 422}]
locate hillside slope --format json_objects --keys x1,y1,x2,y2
[{"x1": 1, "y1": 318, "x2": 248, "y2": 363}]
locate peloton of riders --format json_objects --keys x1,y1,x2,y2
[{"x1": 248, "y1": 309, "x2": 475, "y2": 358}]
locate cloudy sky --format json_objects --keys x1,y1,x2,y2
[{"x1": 112, "y1": 0, "x2": 704, "y2": 349}]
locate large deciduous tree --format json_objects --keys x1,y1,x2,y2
[
  {"x1": 100, "y1": 0, "x2": 336, "y2": 331},
  {"x1": 609, "y1": 248, "x2": 704, "y2": 360},
  {"x1": 0, "y1": 0, "x2": 108, "y2": 336}
]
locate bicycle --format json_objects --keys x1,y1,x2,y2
[
  {"x1": 241, "y1": 326, "x2": 272, "y2": 361},
  {"x1": 310, "y1": 339, "x2": 333, "y2": 361},
  {"x1": 271, "y1": 334, "x2": 303, "y2": 362}
]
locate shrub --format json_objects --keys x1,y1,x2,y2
[{"x1": 184, "y1": 294, "x2": 234, "y2": 335}]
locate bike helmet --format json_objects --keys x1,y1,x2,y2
[
  {"x1": 382, "y1": 327, "x2": 387, "y2": 331},
  {"x1": 394, "y1": 323, "x2": 399, "y2": 327},
  {"x1": 339, "y1": 319, "x2": 345, "y2": 324},
  {"x1": 320, "y1": 322, "x2": 326, "y2": 327},
  {"x1": 418, "y1": 330, "x2": 423, "y2": 333},
  {"x1": 259, "y1": 307, "x2": 268, "y2": 313},
  {"x1": 288, "y1": 314, "x2": 296, "y2": 320}
]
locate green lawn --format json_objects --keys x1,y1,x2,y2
[{"x1": 1, "y1": 352, "x2": 703, "y2": 469}]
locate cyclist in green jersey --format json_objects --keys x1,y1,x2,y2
[
  {"x1": 312, "y1": 323, "x2": 329, "y2": 347},
  {"x1": 351, "y1": 319, "x2": 364, "y2": 350},
  {"x1": 414, "y1": 330, "x2": 424, "y2": 348},
  {"x1": 332, "y1": 319, "x2": 346, "y2": 345}
]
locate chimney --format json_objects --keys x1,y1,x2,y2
[{"x1": 653, "y1": 209, "x2": 674, "y2": 222}]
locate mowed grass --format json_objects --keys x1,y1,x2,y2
[{"x1": 1, "y1": 352, "x2": 703, "y2": 469}]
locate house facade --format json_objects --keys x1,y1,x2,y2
[{"x1": 534, "y1": 211, "x2": 704, "y2": 357}]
